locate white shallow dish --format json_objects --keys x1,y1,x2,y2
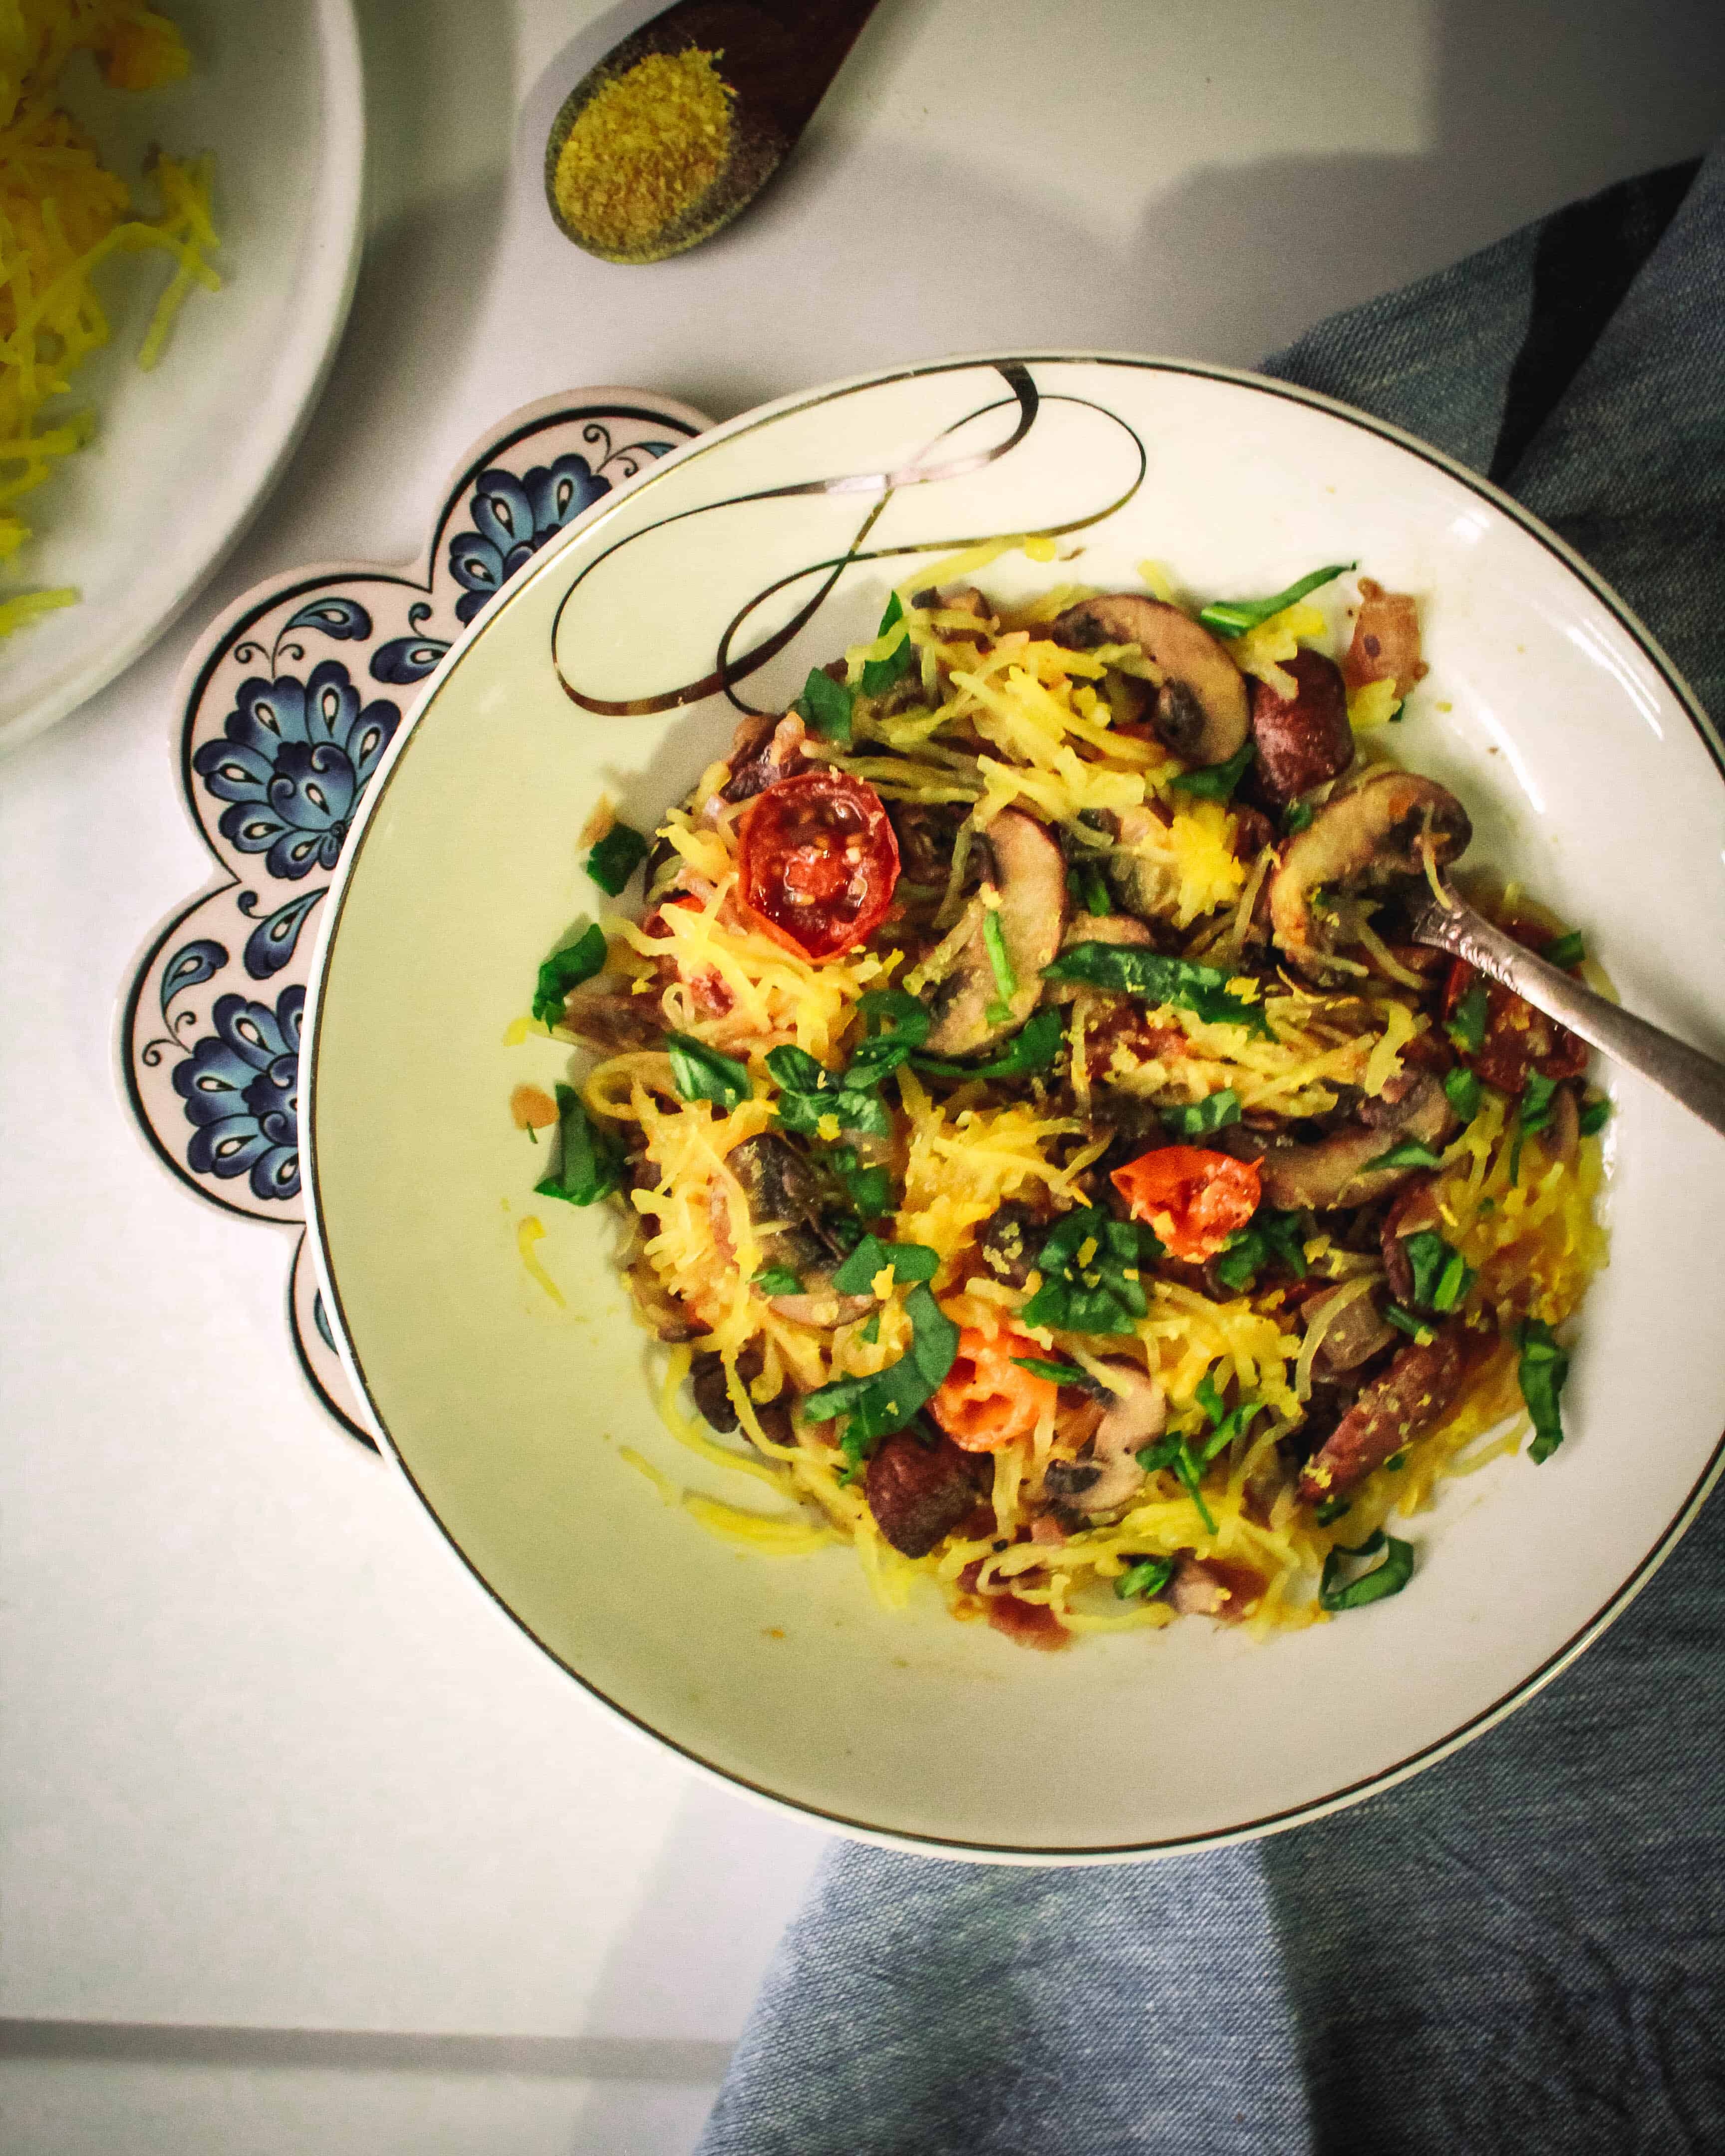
[
  {"x1": 0, "y1": 0, "x2": 363, "y2": 755},
  {"x1": 305, "y1": 354, "x2": 1725, "y2": 1861}
]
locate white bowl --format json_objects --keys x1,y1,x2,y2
[{"x1": 304, "y1": 355, "x2": 1725, "y2": 1860}]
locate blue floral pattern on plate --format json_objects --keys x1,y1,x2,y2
[{"x1": 122, "y1": 389, "x2": 710, "y2": 1443}]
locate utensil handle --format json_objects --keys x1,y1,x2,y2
[{"x1": 1416, "y1": 901, "x2": 1725, "y2": 1139}]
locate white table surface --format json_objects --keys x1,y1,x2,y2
[{"x1": 3, "y1": 2, "x2": 1722, "y2": 2149}]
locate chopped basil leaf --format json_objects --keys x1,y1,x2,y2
[
  {"x1": 586, "y1": 821, "x2": 650, "y2": 895},
  {"x1": 1443, "y1": 1066, "x2": 1482, "y2": 1123},
  {"x1": 1432, "y1": 1248, "x2": 1474, "y2": 1314},
  {"x1": 912, "y1": 1004, "x2": 1064, "y2": 1081},
  {"x1": 1020, "y1": 1206, "x2": 1158, "y2": 1336},
  {"x1": 1195, "y1": 1373, "x2": 1226, "y2": 1426},
  {"x1": 1367, "y1": 1139, "x2": 1446, "y2": 1172},
  {"x1": 828, "y1": 1144, "x2": 894, "y2": 1221},
  {"x1": 803, "y1": 1284, "x2": 958, "y2": 1448},
  {"x1": 1319, "y1": 1528, "x2": 1415, "y2": 1611},
  {"x1": 982, "y1": 907, "x2": 1018, "y2": 1005},
  {"x1": 767, "y1": 1043, "x2": 891, "y2": 1140},
  {"x1": 831, "y1": 1234, "x2": 939, "y2": 1295},
  {"x1": 1201, "y1": 1399, "x2": 1263, "y2": 1464},
  {"x1": 1518, "y1": 1318, "x2": 1570, "y2": 1463},
  {"x1": 1314, "y1": 1494, "x2": 1352, "y2": 1526},
  {"x1": 1042, "y1": 944, "x2": 1274, "y2": 1038},
  {"x1": 753, "y1": 1266, "x2": 803, "y2": 1296},
  {"x1": 1168, "y1": 738, "x2": 1257, "y2": 802},
  {"x1": 1197, "y1": 562, "x2": 1355, "y2": 639},
  {"x1": 848, "y1": 989, "x2": 930, "y2": 1087},
  {"x1": 665, "y1": 1032, "x2": 751, "y2": 1111},
  {"x1": 1135, "y1": 1431, "x2": 1217, "y2": 1532},
  {"x1": 1447, "y1": 978, "x2": 1489, "y2": 1055},
  {"x1": 1544, "y1": 930, "x2": 1585, "y2": 969},
  {"x1": 861, "y1": 591, "x2": 914, "y2": 695},
  {"x1": 1161, "y1": 1088, "x2": 1241, "y2": 1140},
  {"x1": 794, "y1": 666, "x2": 854, "y2": 744},
  {"x1": 1520, "y1": 1072, "x2": 1559, "y2": 1136},
  {"x1": 1083, "y1": 861, "x2": 1112, "y2": 915},
  {"x1": 1283, "y1": 800, "x2": 1314, "y2": 834},
  {"x1": 1578, "y1": 1095, "x2": 1611, "y2": 1137},
  {"x1": 531, "y1": 922, "x2": 606, "y2": 1025},
  {"x1": 1402, "y1": 1230, "x2": 1449, "y2": 1308},
  {"x1": 1384, "y1": 1450, "x2": 1409, "y2": 1472},
  {"x1": 1383, "y1": 1303, "x2": 1434, "y2": 1341},
  {"x1": 1214, "y1": 1208, "x2": 1307, "y2": 1293},
  {"x1": 535, "y1": 1083, "x2": 624, "y2": 1206},
  {"x1": 1011, "y1": 1356, "x2": 1090, "y2": 1385},
  {"x1": 1115, "y1": 1556, "x2": 1174, "y2": 1602},
  {"x1": 859, "y1": 1311, "x2": 881, "y2": 1344}
]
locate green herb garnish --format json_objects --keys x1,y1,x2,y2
[
  {"x1": 794, "y1": 666, "x2": 854, "y2": 744},
  {"x1": 803, "y1": 1284, "x2": 958, "y2": 1449},
  {"x1": 831, "y1": 1234, "x2": 940, "y2": 1295},
  {"x1": 1578, "y1": 1095, "x2": 1611, "y2": 1137},
  {"x1": 1367, "y1": 1138, "x2": 1446, "y2": 1172},
  {"x1": 1447, "y1": 978, "x2": 1489, "y2": 1055},
  {"x1": 1283, "y1": 800, "x2": 1314, "y2": 834},
  {"x1": 753, "y1": 1266, "x2": 803, "y2": 1296},
  {"x1": 586, "y1": 821, "x2": 650, "y2": 895},
  {"x1": 828, "y1": 1144, "x2": 893, "y2": 1221},
  {"x1": 912, "y1": 1005, "x2": 1064, "y2": 1081},
  {"x1": 861, "y1": 591, "x2": 914, "y2": 695},
  {"x1": 1384, "y1": 1450, "x2": 1409, "y2": 1472},
  {"x1": 1042, "y1": 944, "x2": 1274, "y2": 1038},
  {"x1": 1161, "y1": 1088, "x2": 1241, "y2": 1140},
  {"x1": 531, "y1": 922, "x2": 607, "y2": 1026},
  {"x1": 1314, "y1": 1494, "x2": 1352, "y2": 1526},
  {"x1": 1402, "y1": 1229, "x2": 1469, "y2": 1312},
  {"x1": 1134, "y1": 1430, "x2": 1218, "y2": 1533},
  {"x1": 982, "y1": 905, "x2": 1017, "y2": 1026},
  {"x1": 1443, "y1": 1066, "x2": 1482, "y2": 1123},
  {"x1": 849, "y1": 990, "x2": 931, "y2": 1086},
  {"x1": 665, "y1": 1032, "x2": 752, "y2": 1111},
  {"x1": 1518, "y1": 1318, "x2": 1570, "y2": 1463},
  {"x1": 1544, "y1": 930, "x2": 1585, "y2": 969},
  {"x1": 1081, "y1": 860, "x2": 1112, "y2": 914},
  {"x1": 1011, "y1": 1356, "x2": 1090, "y2": 1386},
  {"x1": 1198, "y1": 562, "x2": 1355, "y2": 638},
  {"x1": 1020, "y1": 1206, "x2": 1159, "y2": 1336},
  {"x1": 1519, "y1": 1071, "x2": 1558, "y2": 1136},
  {"x1": 1168, "y1": 738, "x2": 1256, "y2": 803},
  {"x1": 535, "y1": 1083, "x2": 625, "y2": 1207},
  {"x1": 1213, "y1": 1209, "x2": 1307, "y2": 1293},
  {"x1": 859, "y1": 1312, "x2": 881, "y2": 1345},
  {"x1": 767, "y1": 1044, "x2": 892, "y2": 1140},
  {"x1": 1115, "y1": 1556, "x2": 1175, "y2": 1602},
  {"x1": 1383, "y1": 1303, "x2": 1434, "y2": 1341},
  {"x1": 1319, "y1": 1528, "x2": 1415, "y2": 1611}
]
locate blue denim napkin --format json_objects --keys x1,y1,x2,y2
[{"x1": 697, "y1": 144, "x2": 1725, "y2": 2156}]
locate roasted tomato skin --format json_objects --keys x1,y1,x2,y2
[
  {"x1": 736, "y1": 770, "x2": 900, "y2": 960},
  {"x1": 931, "y1": 1328, "x2": 1059, "y2": 1453},
  {"x1": 1111, "y1": 1145, "x2": 1261, "y2": 1262}
]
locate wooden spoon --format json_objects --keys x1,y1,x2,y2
[{"x1": 545, "y1": 0, "x2": 882, "y2": 265}]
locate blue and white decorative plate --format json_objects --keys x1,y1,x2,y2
[{"x1": 121, "y1": 387, "x2": 711, "y2": 1440}]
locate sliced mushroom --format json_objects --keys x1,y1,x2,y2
[
  {"x1": 1381, "y1": 1174, "x2": 1441, "y2": 1303},
  {"x1": 1060, "y1": 912, "x2": 1152, "y2": 951},
  {"x1": 1302, "y1": 1283, "x2": 1396, "y2": 1376},
  {"x1": 559, "y1": 985, "x2": 666, "y2": 1052},
  {"x1": 1085, "y1": 1363, "x2": 1164, "y2": 1511},
  {"x1": 1105, "y1": 804, "x2": 1170, "y2": 922},
  {"x1": 1055, "y1": 595, "x2": 1250, "y2": 767},
  {"x1": 1269, "y1": 767, "x2": 1471, "y2": 976},
  {"x1": 921, "y1": 810, "x2": 1067, "y2": 1057},
  {"x1": 1298, "y1": 1323, "x2": 1474, "y2": 1503},
  {"x1": 1244, "y1": 1074, "x2": 1456, "y2": 1212},
  {"x1": 724, "y1": 1135, "x2": 875, "y2": 1327},
  {"x1": 1249, "y1": 650, "x2": 1354, "y2": 805}
]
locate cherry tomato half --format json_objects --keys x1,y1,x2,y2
[
  {"x1": 1111, "y1": 1145, "x2": 1261, "y2": 1263},
  {"x1": 931, "y1": 1328, "x2": 1058, "y2": 1453},
  {"x1": 736, "y1": 770, "x2": 900, "y2": 961}
]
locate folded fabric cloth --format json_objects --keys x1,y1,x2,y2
[{"x1": 696, "y1": 145, "x2": 1725, "y2": 2156}]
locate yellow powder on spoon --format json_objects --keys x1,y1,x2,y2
[{"x1": 552, "y1": 48, "x2": 735, "y2": 262}]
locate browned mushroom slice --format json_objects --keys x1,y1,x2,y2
[
  {"x1": 1268, "y1": 768, "x2": 1471, "y2": 976},
  {"x1": 1245, "y1": 1075, "x2": 1456, "y2": 1212},
  {"x1": 1298, "y1": 1323, "x2": 1474, "y2": 1503},
  {"x1": 559, "y1": 985, "x2": 666, "y2": 1052},
  {"x1": 724, "y1": 1135, "x2": 872, "y2": 1326},
  {"x1": 1046, "y1": 1362, "x2": 1162, "y2": 1517},
  {"x1": 1301, "y1": 1283, "x2": 1396, "y2": 1377},
  {"x1": 1054, "y1": 594, "x2": 1250, "y2": 768},
  {"x1": 921, "y1": 810, "x2": 1067, "y2": 1056},
  {"x1": 1249, "y1": 650, "x2": 1354, "y2": 805},
  {"x1": 767, "y1": 1278, "x2": 877, "y2": 1329}
]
